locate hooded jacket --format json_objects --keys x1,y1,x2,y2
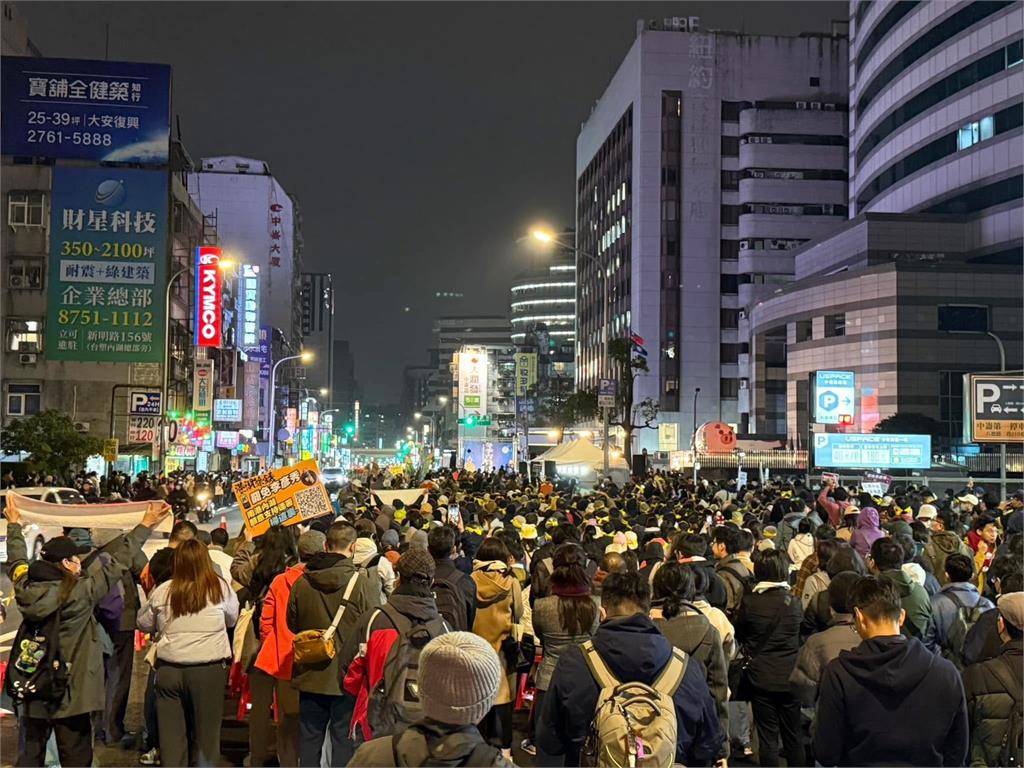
[
  {"x1": 537, "y1": 613, "x2": 722, "y2": 767},
  {"x1": 471, "y1": 559, "x2": 521, "y2": 705},
  {"x1": 924, "y1": 531, "x2": 974, "y2": 587},
  {"x1": 849, "y1": 507, "x2": 883, "y2": 558},
  {"x1": 963, "y1": 638, "x2": 1023, "y2": 767},
  {"x1": 7, "y1": 522, "x2": 151, "y2": 720},
  {"x1": 342, "y1": 584, "x2": 447, "y2": 741},
  {"x1": 814, "y1": 635, "x2": 969, "y2": 766},
  {"x1": 286, "y1": 552, "x2": 382, "y2": 695},
  {"x1": 879, "y1": 568, "x2": 936, "y2": 650}
]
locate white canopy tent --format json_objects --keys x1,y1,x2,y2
[{"x1": 535, "y1": 437, "x2": 630, "y2": 484}]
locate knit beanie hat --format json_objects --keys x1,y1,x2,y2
[
  {"x1": 298, "y1": 530, "x2": 326, "y2": 559},
  {"x1": 396, "y1": 548, "x2": 435, "y2": 583},
  {"x1": 418, "y1": 632, "x2": 502, "y2": 726}
]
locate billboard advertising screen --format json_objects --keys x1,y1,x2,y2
[
  {"x1": 458, "y1": 351, "x2": 488, "y2": 415},
  {"x1": 44, "y1": 166, "x2": 167, "y2": 362},
  {"x1": 813, "y1": 433, "x2": 931, "y2": 470},
  {"x1": 2, "y1": 56, "x2": 171, "y2": 164}
]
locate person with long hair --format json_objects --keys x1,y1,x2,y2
[
  {"x1": 231, "y1": 526, "x2": 299, "y2": 767},
  {"x1": 528, "y1": 543, "x2": 599, "y2": 759},
  {"x1": 651, "y1": 561, "x2": 730, "y2": 762},
  {"x1": 6, "y1": 499, "x2": 168, "y2": 768},
  {"x1": 471, "y1": 537, "x2": 522, "y2": 759},
  {"x1": 138, "y1": 539, "x2": 239, "y2": 767}
]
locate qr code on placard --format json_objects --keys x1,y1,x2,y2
[{"x1": 294, "y1": 486, "x2": 331, "y2": 521}]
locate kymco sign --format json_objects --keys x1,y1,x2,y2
[{"x1": 195, "y1": 246, "x2": 222, "y2": 347}]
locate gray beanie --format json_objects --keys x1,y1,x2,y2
[
  {"x1": 298, "y1": 530, "x2": 326, "y2": 559},
  {"x1": 418, "y1": 632, "x2": 502, "y2": 726}
]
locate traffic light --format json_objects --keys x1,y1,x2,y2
[
  {"x1": 343, "y1": 422, "x2": 355, "y2": 436},
  {"x1": 465, "y1": 415, "x2": 477, "y2": 427}
]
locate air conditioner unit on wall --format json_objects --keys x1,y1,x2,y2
[
  {"x1": 74, "y1": 422, "x2": 90, "y2": 433},
  {"x1": 9, "y1": 274, "x2": 24, "y2": 288},
  {"x1": 19, "y1": 353, "x2": 36, "y2": 364}
]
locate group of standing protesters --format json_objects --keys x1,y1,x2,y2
[{"x1": 3, "y1": 470, "x2": 1022, "y2": 767}]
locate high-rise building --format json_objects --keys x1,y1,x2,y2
[
  {"x1": 331, "y1": 338, "x2": 358, "y2": 424},
  {"x1": 576, "y1": 19, "x2": 849, "y2": 450},
  {"x1": 187, "y1": 157, "x2": 304, "y2": 346},
  {"x1": 510, "y1": 235, "x2": 577, "y2": 347},
  {"x1": 746, "y1": 1, "x2": 1022, "y2": 449},
  {"x1": 299, "y1": 272, "x2": 335, "y2": 398}
]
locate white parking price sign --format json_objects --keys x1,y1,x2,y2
[{"x1": 128, "y1": 415, "x2": 158, "y2": 444}]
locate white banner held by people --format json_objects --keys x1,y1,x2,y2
[{"x1": 6, "y1": 491, "x2": 173, "y2": 533}]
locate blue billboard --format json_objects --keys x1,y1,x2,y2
[
  {"x1": 814, "y1": 370, "x2": 856, "y2": 425},
  {"x1": 813, "y1": 433, "x2": 932, "y2": 470},
  {"x1": 45, "y1": 166, "x2": 168, "y2": 362},
  {"x1": 2, "y1": 56, "x2": 171, "y2": 164}
]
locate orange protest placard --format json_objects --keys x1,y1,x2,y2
[{"x1": 232, "y1": 459, "x2": 333, "y2": 536}]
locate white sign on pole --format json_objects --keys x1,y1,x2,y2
[
  {"x1": 814, "y1": 370, "x2": 855, "y2": 425},
  {"x1": 128, "y1": 415, "x2": 159, "y2": 444}
]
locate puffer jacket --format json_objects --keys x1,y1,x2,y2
[
  {"x1": 137, "y1": 576, "x2": 239, "y2": 664},
  {"x1": 471, "y1": 559, "x2": 521, "y2": 705},
  {"x1": 7, "y1": 522, "x2": 151, "y2": 720},
  {"x1": 963, "y1": 639, "x2": 1023, "y2": 767},
  {"x1": 286, "y1": 552, "x2": 382, "y2": 695},
  {"x1": 254, "y1": 563, "x2": 305, "y2": 679}
]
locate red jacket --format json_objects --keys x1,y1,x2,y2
[
  {"x1": 341, "y1": 590, "x2": 445, "y2": 741},
  {"x1": 255, "y1": 563, "x2": 306, "y2": 679}
]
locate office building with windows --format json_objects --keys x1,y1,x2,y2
[
  {"x1": 576, "y1": 19, "x2": 849, "y2": 451},
  {"x1": 746, "y1": 0, "x2": 1022, "y2": 447}
]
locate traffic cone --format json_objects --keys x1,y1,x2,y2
[{"x1": 219, "y1": 513, "x2": 227, "y2": 530}]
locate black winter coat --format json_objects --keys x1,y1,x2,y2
[
  {"x1": 964, "y1": 638, "x2": 1023, "y2": 767},
  {"x1": 734, "y1": 587, "x2": 803, "y2": 692}
]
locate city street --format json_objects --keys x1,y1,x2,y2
[{"x1": 1, "y1": 1, "x2": 1022, "y2": 766}]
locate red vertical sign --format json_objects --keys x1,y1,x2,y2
[{"x1": 195, "y1": 246, "x2": 222, "y2": 347}]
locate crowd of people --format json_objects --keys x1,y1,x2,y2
[{"x1": 3, "y1": 467, "x2": 1022, "y2": 767}]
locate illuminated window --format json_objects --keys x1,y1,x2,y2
[{"x1": 7, "y1": 319, "x2": 41, "y2": 352}]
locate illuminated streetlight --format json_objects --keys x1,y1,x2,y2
[
  {"x1": 414, "y1": 412, "x2": 422, "y2": 420},
  {"x1": 319, "y1": 388, "x2": 328, "y2": 397},
  {"x1": 531, "y1": 228, "x2": 555, "y2": 243}
]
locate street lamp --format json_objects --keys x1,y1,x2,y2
[
  {"x1": 531, "y1": 227, "x2": 611, "y2": 476},
  {"x1": 158, "y1": 267, "x2": 190, "y2": 473},
  {"x1": 266, "y1": 350, "x2": 313, "y2": 466},
  {"x1": 691, "y1": 387, "x2": 701, "y2": 484}
]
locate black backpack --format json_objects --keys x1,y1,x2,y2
[
  {"x1": 432, "y1": 571, "x2": 468, "y2": 632},
  {"x1": 5, "y1": 608, "x2": 68, "y2": 707},
  {"x1": 367, "y1": 604, "x2": 449, "y2": 737},
  {"x1": 992, "y1": 655, "x2": 1023, "y2": 768}
]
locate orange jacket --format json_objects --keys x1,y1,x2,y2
[{"x1": 254, "y1": 563, "x2": 306, "y2": 679}]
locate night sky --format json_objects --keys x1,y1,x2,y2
[{"x1": 22, "y1": 1, "x2": 846, "y2": 403}]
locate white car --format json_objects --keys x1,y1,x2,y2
[
  {"x1": 321, "y1": 466, "x2": 346, "y2": 488},
  {"x1": 0, "y1": 487, "x2": 86, "y2": 562}
]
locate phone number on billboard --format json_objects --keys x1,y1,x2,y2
[
  {"x1": 60, "y1": 240, "x2": 150, "y2": 258},
  {"x1": 26, "y1": 130, "x2": 113, "y2": 146},
  {"x1": 57, "y1": 310, "x2": 154, "y2": 327}
]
